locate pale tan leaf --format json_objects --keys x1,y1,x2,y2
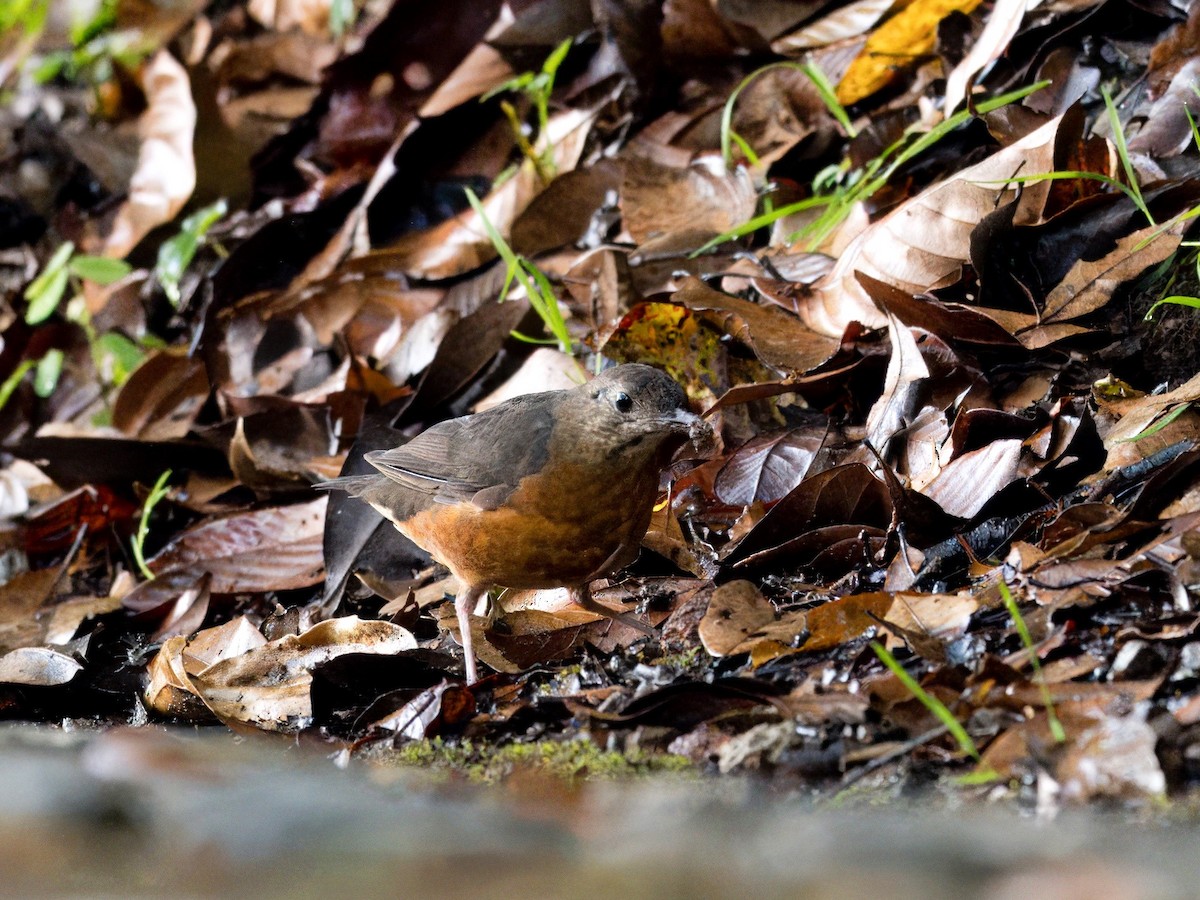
[
  {"x1": 798, "y1": 114, "x2": 1062, "y2": 336},
  {"x1": 193, "y1": 617, "x2": 417, "y2": 730},
  {"x1": 865, "y1": 316, "x2": 930, "y2": 454},
  {"x1": 944, "y1": 0, "x2": 1034, "y2": 114},
  {"x1": 698, "y1": 580, "x2": 804, "y2": 657},
  {"x1": 419, "y1": 42, "x2": 516, "y2": 118},
  {"x1": 103, "y1": 51, "x2": 197, "y2": 258},
  {"x1": 883, "y1": 591, "x2": 978, "y2": 641},
  {"x1": 247, "y1": 0, "x2": 333, "y2": 34},
  {"x1": 182, "y1": 616, "x2": 268, "y2": 674},
  {"x1": 772, "y1": 0, "x2": 894, "y2": 52},
  {"x1": 921, "y1": 438, "x2": 1023, "y2": 518},
  {"x1": 0, "y1": 646, "x2": 82, "y2": 686}
]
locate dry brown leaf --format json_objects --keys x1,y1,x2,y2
[
  {"x1": 920, "y1": 438, "x2": 1023, "y2": 518},
  {"x1": 385, "y1": 107, "x2": 596, "y2": 279},
  {"x1": 883, "y1": 591, "x2": 978, "y2": 647},
  {"x1": 621, "y1": 154, "x2": 756, "y2": 246},
  {"x1": 103, "y1": 51, "x2": 197, "y2": 259},
  {"x1": 772, "y1": 0, "x2": 893, "y2": 53},
  {"x1": 112, "y1": 349, "x2": 210, "y2": 440},
  {"x1": 698, "y1": 580, "x2": 804, "y2": 657},
  {"x1": 982, "y1": 700, "x2": 1165, "y2": 802},
  {"x1": 799, "y1": 114, "x2": 1063, "y2": 337},
  {"x1": 675, "y1": 277, "x2": 842, "y2": 374},
  {"x1": 148, "y1": 497, "x2": 328, "y2": 592},
  {"x1": 1101, "y1": 369, "x2": 1200, "y2": 446},
  {"x1": 715, "y1": 429, "x2": 825, "y2": 507},
  {"x1": 0, "y1": 569, "x2": 61, "y2": 654},
  {"x1": 792, "y1": 593, "x2": 892, "y2": 653},
  {"x1": 1041, "y1": 224, "x2": 1182, "y2": 324}
]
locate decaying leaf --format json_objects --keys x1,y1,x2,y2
[
  {"x1": 146, "y1": 616, "x2": 416, "y2": 730},
  {"x1": 798, "y1": 114, "x2": 1064, "y2": 337},
  {"x1": 0, "y1": 646, "x2": 82, "y2": 686},
  {"x1": 148, "y1": 497, "x2": 328, "y2": 593},
  {"x1": 103, "y1": 51, "x2": 197, "y2": 259}
]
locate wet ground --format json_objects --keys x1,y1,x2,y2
[{"x1": 1, "y1": 724, "x2": 1195, "y2": 898}]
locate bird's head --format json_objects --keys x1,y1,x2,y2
[{"x1": 570, "y1": 364, "x2": 713, "y2": 465}]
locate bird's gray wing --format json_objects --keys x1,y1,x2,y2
[{"x1": 364, "y1": 392, "x2": 560, "y2": 509}]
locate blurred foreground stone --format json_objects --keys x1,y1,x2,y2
[{"x1": 0, "y1": 724, "x2": 1194, "y2": 898}]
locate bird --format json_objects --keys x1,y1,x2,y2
[{"x1": 319, "y1": 363, "x2": 712, "y2": 683}]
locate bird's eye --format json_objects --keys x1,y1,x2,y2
[{"x1": 612, "y1": 391, "x2": 633, "y2": 413}]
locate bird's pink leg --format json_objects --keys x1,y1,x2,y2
[
  {"x1": 572, "y1": 583, "x2": 656, "y2": 637},
  {"x1": 454, "y1": 584, "x2": 486, "y2": 684}
]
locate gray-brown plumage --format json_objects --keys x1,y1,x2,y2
[{"x1": 320, "y1": 364, "x2": 711, "y2": 683}]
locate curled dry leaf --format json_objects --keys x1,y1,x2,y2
[
  {"x1": 0, "y1": 646, "x2": 82, "y2": 686},
  {"x1": 714, "y1": 428, "x2": 825, "y2": 507},
  {"x1": 371, "y1": 681, "x2": 476, "y2": 739},
  {"x1": 865, "y1": 314, "x2": 931, "y2": 456},
  {"x1": 103, "y1": 51, "x2": 197, "y2": 259},
  {"x1": 798, "y1": 113, "x2": 1063, "y2": 337},
  {"x1": 147, "y1": 616, "x2": 416, "y2": 730},
  {"x1": 148, "y1": 496, "x2": 328, "y2": 593}
]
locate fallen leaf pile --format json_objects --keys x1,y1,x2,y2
[{"x1": 3, "y1": 0, "x2": 1200, "y2": 805}]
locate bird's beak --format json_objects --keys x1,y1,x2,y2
[{"x1": 663, "y1": 408, "x2": 715, "y2": 456}]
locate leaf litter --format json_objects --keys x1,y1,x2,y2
[{"x1": 5, "y1": 0, "x2": 1200, "y2": 811}]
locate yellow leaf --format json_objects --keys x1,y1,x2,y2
[{"x1": 837, "y1": 0, "x2": 984, "y2": 105}]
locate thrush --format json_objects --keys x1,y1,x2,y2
[{"x1": 320, "y1": 363, "x2": 710, "y2": 683}]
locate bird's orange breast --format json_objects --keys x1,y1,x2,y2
[{"x1": 395, "y1": 460, "x2": 661, "y2": 590}]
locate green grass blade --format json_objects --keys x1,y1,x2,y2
[
  {"x1": 1103, "y1": 86, "x2": 1153, "y2": 225},
  {"x1": 871, "y1": 640, "x2": 981, "y2": 762},
  {"x1": 1145, "y1": 294, "x2": 1200, "y2": 320},
  {"x1": 1121, "y1": 402, "x2": 1191, "y2": 443},
  {"x1": 0, "y1": 360, "x2": 35, "y2": 412},
  {"x1": 998, "y1": 582, "x2": 1066, "y2": 744},
  {"x1": 464, "y1": 187, "x2": 573, "y2": 354},
  {"x1": 133, "y1": 469, "x2": 172, "y2": 581},
  {"x1": 24, "y1": 241, "x2": 74, "y2": 300},
  {"x1": 690, "y1": 195, "x2": 835, "y2": 257},
  {"x1": 800, "y1": 60, "x2": 856, "y2": 138}
]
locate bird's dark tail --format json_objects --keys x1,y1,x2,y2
[{"x1": 313, "y1": 474, "x2": 377, "y2": 497}]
